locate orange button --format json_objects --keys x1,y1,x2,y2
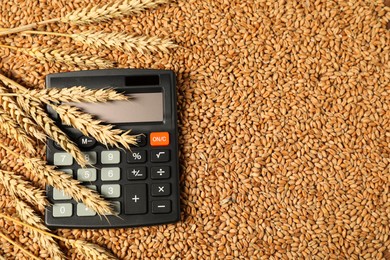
[{"x1": 150, "y1": 132, "x2": 170, "y2": 146}]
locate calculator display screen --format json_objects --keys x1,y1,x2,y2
[{"x1": 71, "y1": 92, "x2": 163, "y2": 123}]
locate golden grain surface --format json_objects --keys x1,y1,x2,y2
[{"x1": 0, "y1": 0, "x2": 389, "y2": 259}]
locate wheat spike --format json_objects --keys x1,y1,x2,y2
[
  {"x1": 0, "y1": 213, "x2": 116, "y2": 260},
  {"x1": 0, "y1": 229, "x2": 40, "y2": 260},
  {"x1": 72, "y1": 31, "x2": 177, "y2": 54},
  {"x1": 23, "y1": 157, "x2": 114, "y2": 215},
  {"x1": 0, "y1": 169, "x2": 48, "y2": 211},
  {"x1": 13, "y1": 198, "x2": 66, "y2": 260},
  {"x1": 0, "y1": 254, "x2": 5, "y2": 260},
  {"x1": 62, "y1": 0, "x2": 169, "y2": 25},
  {"x1": 66, "y1": 240, "x2": 117, "y2": 260},
  {"x1": 0, "y1": 86, "x2": 46, "y2": 142},
  {"x1": 0, "y1": 45, "x2": 114, "y2": 68},
  {"x1": 53, "y1": 104, "x2": 138, "y2": 150},
  {"x1": 17, "y1": 96, "x2": 87, "y2": 167},
  {"x1": 0, "y1": 111, "x2": 36, "y2": 153},
  {"x1": 21, "y1": 86, "x2": 128, "y2": 105}
]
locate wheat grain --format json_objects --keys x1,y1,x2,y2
[
  {"x1": 17, "y1": 96, "x2": 87, "y2": 167},
  {"x1": 66, "y1": 240, "x2": 117, "y2": 260},
  {"x1": 0, "y1": 111, "x2": 36, "y2": 153},
  {"x1": 0, "y1": 169, "x2": 48, "y2": 211},
  {"x1": 62, "y1": 0, "x2": 169, "y2": 25},
  {"x1": 0, "y1": 229, "x2": 40, "y2": 260},
  {"x1": 73, "y1": 31, "x2": 177, "y2": 54},
  {"x1": 13, "y1": 198, "x2": 66, "y2": 260},
  {"x1": 53, "y1": 104, "x2": 138, "y2": 150},
  {"x1": 20, "y1": 86, "x2": 128, "y2": 105}
]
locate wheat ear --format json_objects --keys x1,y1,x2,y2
[
  {"x1": 17, "y1": 86, "x2": 128, "y2": 105},
  {"x1": 0, "y1": 45, "x2": 113, "y2": 68},
  {"x1": 61, "y1": 0, "x2": 169, "y2": 25},
  {"x1": 53, "y1": 104, "x2": 138, "y2": 150},
  {"x1": 0, "y1": 254, "x2": 5, "y2": 260},
  {"x1": 17, "y1": 96, "x2": 87, "y2": 167},
  {"x1": 0, "y1": 0, "x2": 168, "y2": 36},
  {"x1": 0, "y1": 169, "x2": 48, "y2": 211},
  {"x1": 0, "y1": 111, "x2": 36, "y2": 153},
  {"x1": 13, "y1": 198, "x2": 66, "y2": 260},
  {"x1": 0, "y1": 229, "x2": 40, "y2": 260},
  {"x1": 0, "y1": 213, "x2": 117, "y2": 260},
  {"x1": 0, "y1": 86, "x2": 46, "y2": 142},
  {"x1": 23, "y1": 30, "x2": 177, "y2": 54}
]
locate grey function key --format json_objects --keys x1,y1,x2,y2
[
  {"x1": 52, "y1": 203, "x2": 73, "y2": 217},
  {"x1": 101, "y1": 151, "x2": 121, "y2": 164},
  {"x1": 53, "y1": 153, "x2": 73, "y2": 166},
  {"x1": 77, "y1": 203, "x2": 97, "y2": 217}
]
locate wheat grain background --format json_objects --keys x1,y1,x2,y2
[{"x1": 0, "y1": 0, "x2": 389, "y2": 259}]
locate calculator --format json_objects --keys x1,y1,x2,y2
[{"x1": 44, "y1": 69, "x2": 180, "y2": 228}]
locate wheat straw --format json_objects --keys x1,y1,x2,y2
[
  {"x1": 0, "y1": 110, "x2": 36, "y2": 153},
  {"x1": 0, "y1": 0, "x2": 168, "y2": 36},
  {"x1": 0, "y1": 229, "x2": 40, "y2": 260},
  {"x1": 0, "y1": 169, "x2": 48, "y2": 210},
  {"x1": 18, "y1": 86, "x2": 128, "y2": 105},
  {"x1": 17, "y1": 96, "x2": 87, "y2": 167},
  {"x1": 13, "y1": 198, "x2": 66, "y2": 260},
  {"x1": 0, "y1": 45, "x2": 113, "y2": 68},
  {"x1": 53, "y1": 104, "x2": 138, "y2": 150},
  {"x1": 0, "y1": 213, "x2": 116, "y2": 259}
]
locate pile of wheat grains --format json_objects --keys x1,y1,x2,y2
[{"x1": 0, "y1": 0, "x2": 389, "y2": 259}]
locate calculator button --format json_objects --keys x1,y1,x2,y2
[
  {"x1": 135, "y1": 135, "x2": 147, "y2": 147},
  {"x1": 127, "y1": 150, "x2": 146, "y2": 163},
  {"x1": 151, "y1": 183, "x2": 171, "y2": 197},
  {"x1": 151, "y1": 166, "x2": 170, "y2": 179},
  {"x1": 77, "y1": 168, "x2": 97, "y2": 182},
  {"x1": 83, "y1": 152, "x2": 97, "y2": 165},
  {"x1": 150, "y1": 132, "x2": 170, "y2": 146},
  {"x1": 86, "y1": 185, "x2": 97, "y2": 191},
  {"x1": 59, "y1": 169, "x2": 72, "y2": 175},
  {"x1": 151, "y1": 150, "x2": 170, "y2": 162},
  {"x1": 101, "y1": 184, "x2": 121, "y2": 198},
  {"x1": 124, "y1": 184, "x2": 147, "y2": 215},
  {"x1": 53, "y1": 188, "x2": 71, "y2": 200},
  {"x1": 53, "y1": 153, "x2": 73, "y2": 166},
  {"x1": 101, "y1": 167, "x2": 121, "y2": 181},
  {"x1": 77, "y1": 203, "x2": 97, "y2": 217},
  {"x1": 152, "y1": 200, "x2": 172, "y2": 214},
  {"x1": 52, "y1": 203, "x2": 73, "y2": 218},
  {"x1": 101, "y1": 150, "x2": 120, "y2": 164},
  {"x1": 127, "y1": 167, "x2": 147, "y2": 180},
  {"x1": 77, "y1": 136, "x2": 96, "y2": 148}
]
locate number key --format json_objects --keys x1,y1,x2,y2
[
  {"x1": 101, "y1": 184, "x2": 121, "y2": 198},
  {"x1": 101, "y1": 151, "x2": 120, "y2": 164},
  {"x1": 53, "y1": 153, "x2": 73, "y2": 166},
  {"x1": 77, "y1": 169, "x2": 97, "y2": 182},
  {"x1": 52, "y1": 203, "x2": 72, "y2": 218},
  {"x1": 83, "y1": 152, "x2": 97, "y2": 165},
  {"x1": 101, "y1": 168, "x2": 121, "y2": 181}
]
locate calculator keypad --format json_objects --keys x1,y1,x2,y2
[{"x1": 49, "y1": 133, "x2": 177, "y2": 225}]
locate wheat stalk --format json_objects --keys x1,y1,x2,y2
[
  {"x1": 23, "y1": 30, "x2": 177, "y2": 54},
  {"x1": 0, "y1": 45, "x2": 113, "y2": 68},
  {"x1": 0, "y1": 111, "x2": 36, "y2": 153},
  {"x1": 17, "y1": 96, "x2": 87, "y2": 167},
  {"x1": 15, "y1": 86, "x2": 128, "y2": 105},
  {"x1": 0, "y1": 169, "x2": 48, "y2": 211},
  {"x1": 53, "y1": 104, "x2": 138, "y2": 150},
  {"x1": 13, "y1": 198, "x2": 66, "y2": 260},
  {"x1": 0, "y1": 229, "x2": 40, "y2": 260},
  {"x1": 0, "y1": 213, "x2": 117, "y2": 260},
  {"x1": 0, "y1": 0, "x2": 169, "y2": 36}
]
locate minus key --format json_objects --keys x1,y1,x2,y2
[{"x1": 152, "y1": 200, "x2": 171, "y2": 214}]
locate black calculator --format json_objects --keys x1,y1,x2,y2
[{"x1": 44, "y1": 69, "x2": 180, "y2": 228}]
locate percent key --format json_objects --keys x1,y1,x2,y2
[{"x1": 127, "y1": 150, "x2": 146, "y2": 163}]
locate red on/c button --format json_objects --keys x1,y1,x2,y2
[{"x1": 150, "y1": 132, "x2": 170, "y2": 146}]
